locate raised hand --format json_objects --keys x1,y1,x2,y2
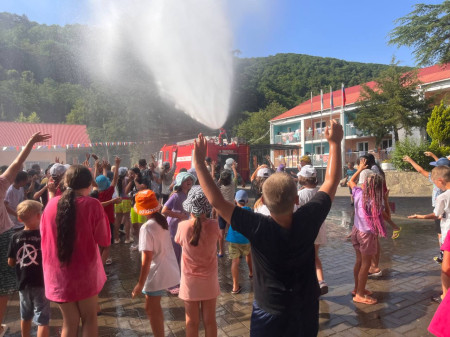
[
  {"x1": 114, "y1": 156, "x2": 121, "y2": 166},
  {"x1": 324, "y1": 119, "x2": 343, "y2": 144},
  {"x1": 193, "y1": 133, "x2": 207, "y2": 166},
  {"x1": 358, "y1": 158, "x2": 368, "y2": 171},
  {"x1": 402, "y1": 155, "x2": 412, "y2": 162},
  {"x1": 30, "y1": 132, "x2": 51, "y2": 145}
]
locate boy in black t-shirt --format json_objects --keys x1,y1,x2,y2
[
  {"x1": 7, "y1": 200, "x2": 50, "y2": 337},
  {"x1": 193, "y1": 120, "x2": 343, "y2": 337}
]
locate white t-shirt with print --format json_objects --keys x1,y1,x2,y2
[
  {"x1": 139, "y1": 218, "x2": 180, "y2": 292},
  {"x1": 435, "y1": 189, "x2": 450, "y2": 244}
]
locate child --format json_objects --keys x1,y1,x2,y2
[
  {"x1": 5, "y1": 171, "x2": 29, "y2": 229},
  {"x1": 193, "y1": 120, "x2": 343, "y2": 336},
  {"x1": 408, "y1": 166, "x2": 450, "y2": 302},
  {"x1": 217, "y1": 168, "x2": 237, "y2": 257},
  {"x1": 348, "y1": 158, "x2": 386, "y2": 305},
  {"x1": 227, "y1": 190, "x2": 253, "y2": 294},
  {"x1": 175, "y1": 186, "x2": 221, "y2": 337},
  {"x1": 131, "y1": 190, "x2": 180, "y2": 337},
  {"x1": 297, "y1": 165, "x2": 328, "y2": 295},
  {"x1": 345, "y1": 162, "x2": 357, "y2": 205},
  {"x1": 114, "y1": 167, "x2": 132, "y2": 243},
  {"x1": 40, "y1": 165, "x2": 110, "y2": 337},
  {"x1": 7, "y1": 200, "x2": 50, "y2": 337}
]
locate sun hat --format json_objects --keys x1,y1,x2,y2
[
  {"x1": 235, "y1": 190, "x2": 248, "y2": 204},
  {"x1": 95, "y1": 175, "x2": 111, "y2": 191},
  {"x1": 224, "y1": 158, "x2": 235, "y2": 170},
  {"x1": 174, "y1": 172, "x2": 196, "y2": 190},
  {"x1": 300, "y1": 155, "x2": 311, "y2": 164},
  {"x1": 49, "y1": 163, "x2": 66, "y2": 177},
  {"x1": 257, "y1": 167, "x2": 271, "y2": 177},
  {"x1": 299, "y1": 166, "x2": 317, "y2": 178},
  {"x1": 118, "y1": 167, "x2": 128, "y2": 176},
  {"x1": 182, "y1": 185, "x2": 212, "y2": 215},
  {"x1": 430, "y1": 158, "x2": 450, "y2": 167},
  {"x1": 277, "y1": 164, "x2": 286, "y2": 172},
  {"x1": 134, "y1": 189, "x2": 161, "y2": 215}
]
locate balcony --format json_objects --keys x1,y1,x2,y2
[
  {"x1": 345, "y1": 124, "x2": 369, "y2": 137},
  {"x1": 305, "y1": 128, "x2": 326, "y2": 141},
  {"x1": 274, "y1": 130, "x2": 301, "y2": 145}
]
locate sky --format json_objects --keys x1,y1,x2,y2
[{"x1": 0, "y1": 0, "x2": 443, "y2": 67}]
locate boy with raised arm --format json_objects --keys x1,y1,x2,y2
[{"x1": 193, "y1": 120, "x2": 343, "y2": 337}]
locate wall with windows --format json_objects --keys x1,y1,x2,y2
[{"x1": 273, "y1": 123, "x2": 302, "y2": 145}]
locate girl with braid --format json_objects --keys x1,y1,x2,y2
[
  {"x1": 175, "y1": 186, "x2": 221, "y2": 337},
  {"x1": 347, "y1": 158, "x2": 386, "y2": 305},
  {"x1": 40, "y1": 165, "x2": 110, "y2": 336}
]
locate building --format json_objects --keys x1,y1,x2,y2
[
  {"x1": 269, "y1": 64, "x2": 450, "y2": 171},
  {"x1": 0, "y1": 122, "x2": 91, "y2": 169}
]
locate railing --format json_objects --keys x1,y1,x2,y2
[
  {"x1": 305, "y1": 128, "x2": 326, "y2": 141},
  {"x1": 345, "y1": 124, "x2": 369, "y2": 137},
  {"x1": 274, "y1": 131, "x2": 301, "y2": 145}
]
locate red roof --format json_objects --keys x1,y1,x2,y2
[
  {"x1": 0, "y1": 122, "x2": 91, "y2": 146},
  {"x1": 272, "y1": 63, "x2": 450, "y2": 121}
]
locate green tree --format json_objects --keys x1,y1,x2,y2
[
  {"x1": 389, "y1": 1, "x2": 450, "y2": 66},
  {"x1": 15, "y1": 111, "x2": 41, "y2": 123},
  {"x1": 427, "y1": 101, "x2": 450, "y2": 148},
  {"x1": 352, "y1": 62, "x2": 432, "y2": 144},
  {"x1": 234, "y1": 102, "x2": 286, "y2": 144}
]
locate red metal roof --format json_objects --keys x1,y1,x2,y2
[
  {"x1": 272, "y1": 63, "x2": 450, "y2": 121},
  {"x1": 0, "y1": 122, "x2": 91, "y2": 146}
]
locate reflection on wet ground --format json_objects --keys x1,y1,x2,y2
[{"x1": 3, "y1": 196, "x2": 439, "y2": 336}]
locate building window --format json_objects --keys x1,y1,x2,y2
[
  {"x1": 357, "y1": 142, "x2": 368, "y2": 152},
  {"x1": 314, "y1": 145, "x2": 325, "y2": 154},
  {"x1": 315, "y1": 121, "x2": 326, "y2": 130},
  {"x1": 382, "y1": 139, "x2": 392, "y2": 149}
]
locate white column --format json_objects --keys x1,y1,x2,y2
[{"x1": 300, "y1": 119, "x2": 305, "y2": 156}]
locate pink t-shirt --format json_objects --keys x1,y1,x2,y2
[
  {"x1": 40, "y1": 195, "x2": 111, "y2": 302},
  {"x1": 175, "y1": 218, "x2": 221, "y2": 301},
  {"x1": 98, "y1": 186, "x2": 115, "y2": 224},
  {"x1": 0, "y1": 176, "x2": 14, "y2": 235},
  {"x1": 428, "y1": 233, "x2": 450, "y2": 336}
]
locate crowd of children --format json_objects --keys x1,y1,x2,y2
[{"x1": 0, "y1": 126, "x2": 449, "y2": 337}]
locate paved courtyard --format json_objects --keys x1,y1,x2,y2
[{"x1": 3, "y1": 195, "x2": 443, "y2": 336}]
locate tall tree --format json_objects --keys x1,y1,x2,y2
[
  {"x1": 233, "y1": 102, "x2": 286, "y2": 144},
  {"x1": 352, "y1": 63, "x2": 432, "y2": 144},
  {"x1": 389, "y1": 1, "x2": 450, "y2": 66},
  {"x1": 427, "y1": 101, "x2": 450, "y2": 147}
]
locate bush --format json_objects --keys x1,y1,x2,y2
[
  {"x1": 391, "y1": 139, "x2": 433, "y2": 171},
  {"x1": 429, "y1": 142, "x2": 450, "y2": 158}
]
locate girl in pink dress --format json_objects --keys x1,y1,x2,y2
[
  {"x1": 41, "y1": 165, "x2": 110, "y2": 337},
  {"x1": 175, "y1": 186, "x2": 221, "y2": 337}
]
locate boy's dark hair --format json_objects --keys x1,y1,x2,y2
[
  {"x1": 219, "y1": 170, "x2": 232, "y2": 186},
  {"x1": 14, "y1": 171, "x2": 28, "y2": 184},
  {"x1": 27, "y1": 169, "x2": 37, "y2": 177},
  {"x1": 0, "y1": 165, "x2": 8, "y2": 174},
  {"x1": 138, "y1": 159, "x2": 147, "y2": 167},
  {"x1": 31, "y1": 164, "x2": 41, "y2": 171},
  {"x1": 179, "y1": 168, "x2": 188, "y2": 173}
]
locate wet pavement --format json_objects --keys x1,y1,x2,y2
[{"x1": 3, "y1": 195, "x2": 442, "y2": 336}]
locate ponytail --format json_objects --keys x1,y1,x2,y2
[
  {"x1": 151, "y1": 212, "x2": 169, "y2": 230},
  {"x1": 189, "y1": 216, "x2": 202, "y2": 246},
  {"x1": 56, "y1": 188, "x2": 77, "y2": 264}
]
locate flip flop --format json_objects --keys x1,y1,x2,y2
[
  {"x1": 353, "y1": 295, "x2": 378, "y2": 305},
  {"x1": 351, "y1": 289, "x2": 373, "y2": 297},
  {"x1": 392, "y1": 227, "x2": 402, "y2": 239},
  {"x1": 0, "y1": 324, "x2": 8, "y2": 337},
  {"x1": 231, "y1": 286, "x2": 242, "y2": 294},
  {"x1": 217, "y1": 253, "x2": 224, "y2": 258}
]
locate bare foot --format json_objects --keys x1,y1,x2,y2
[{"x1": 353, "y1": 294, "x2": 378, "y2": 305}]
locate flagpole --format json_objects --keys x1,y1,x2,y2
[
  {"x1": 320, "y1": 89, "x2": 323, "y2": 178},
  {"x1": 310, "y1": 91, "x2": 313, "y2": 142},
  {"x1": 341, "y1": 83, "x2": 346, "y2": 176}
]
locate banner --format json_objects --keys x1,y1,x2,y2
[{"x1": 1, "y1": 140, "x2": 154, "y2": 151}]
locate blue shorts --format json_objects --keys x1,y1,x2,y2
[
  {"x1": 250, "y1": 299, "x2": 318, "y2": 337},
  {"x1": 218, "y1": 216, "x2": 227, "y2": 230},
  {"x1": 19, "y1": 287, "x2": 50, "y2": 325},
  {"x1": 142, "y1": 289, "x2": 166, "y2": 297}
]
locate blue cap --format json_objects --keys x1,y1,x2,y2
[
  {"x1": 95, "y1": 175, "x2": 111, "y2": 191},
  {"x1": 235, "y1": 190, "x2": 248, "y2": 204},
  {"x1": 430, "y1": 158, "x2": 450, "y2": 167}
]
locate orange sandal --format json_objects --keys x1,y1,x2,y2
[{"x1": 353, "y1": 295, "x2": 378, "y2": 305}]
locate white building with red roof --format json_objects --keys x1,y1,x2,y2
[
  {"x1": 0, "y1": 122, "x2": 91, "y2": 169},
  {"x1": 269, "y1": 64, "x2": 450, "y2": 169}
]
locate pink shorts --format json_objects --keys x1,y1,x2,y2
[{"x1": 351, "y1": 227, "x2": 377, "y2": 256}]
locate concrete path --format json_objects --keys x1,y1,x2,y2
[{"x1": 3, "y1": 196, "x2": 442, "y2": 336}]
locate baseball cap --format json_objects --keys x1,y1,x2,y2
[
  {"x1": 235, "y1": 190, "x2": 248, "y2": 204},
  {"x1": 257, "y1": 167, "x2": 271, "y2": 177},
  {"x1": 299, "y1": 166, "x2": 317, "y2": 178},
  {"x1": 49, "y1": 163, "x2": 66, "y2": 177},
  {"x1": 430, "y1": 158, "x2": 450, "y2": 167}
]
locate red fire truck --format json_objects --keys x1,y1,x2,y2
[{"x1": 159, "y1": 137, "x2": 250, "y2": 182}]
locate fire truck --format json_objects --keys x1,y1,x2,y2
[{"x1": 159, "y1": 136, "x2": 250, "y2": 182}]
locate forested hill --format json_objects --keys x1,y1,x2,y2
[{"x1": 0, "y1": 12, "x2": 406, "y2": 145}]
